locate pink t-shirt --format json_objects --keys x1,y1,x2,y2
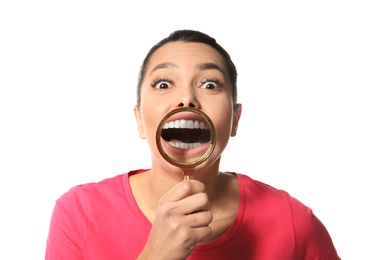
[{"x1": 45, "y1": 170, "x2": 339, "y2": 259}]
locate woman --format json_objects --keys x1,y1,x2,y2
[{"x1": 45, "y1": 30, "x2": 340, "y2": 259}]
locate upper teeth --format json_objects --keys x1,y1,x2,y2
[{"x1": 163, "y1": 119, "x2": 209, "y2": 129}]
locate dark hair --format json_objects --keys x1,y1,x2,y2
[{"x1": 136, "y1": 29, "x2": 238, "y2": 110}]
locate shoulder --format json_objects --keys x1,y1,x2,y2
[
  {"x1": 60, "y1": 169, "x2": 147, "y2": 197},
  {"x1": 61, "y1": 173, "x2": 125, "y2": 197},
  {"x1": 54, "y1": 173, "x2": 125, "y2": 214},
  {"x1": 235, "y1": 173, "x2": 314, "y2": 214},
  {"x1": 234, "y1": 173, "x2": 321, "y2": 229},
  {"x1": 234, "y1": 173, "x2": 339, "y2": 258},
  {"x1": 56, "y1": 169, "x2": 149, "y2": 209},
  {"x1": 235, "y1": 173, "x2": 292, "y2": 202}
]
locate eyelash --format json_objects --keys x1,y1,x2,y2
[
  {"x1": 150, "y1": 77, "x2": 223, "y2": 89},
  {"x1": 150, "y1": 77, "x2": 173, "y2": 89},
  {"x1": 200, "y1": 78, "x2": 223, "y2": 89}
]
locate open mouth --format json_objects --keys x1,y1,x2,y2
[{"x1": 161, "y1": 118, "x2": 211, "y2": 149}]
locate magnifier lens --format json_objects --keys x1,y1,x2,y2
[{"x1": 156, "y1": 108, "x2": 216, "y2": 174}]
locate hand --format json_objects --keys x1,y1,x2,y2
[{"x1": 137, "y1": 180, "x2": 213, "y2": 260}]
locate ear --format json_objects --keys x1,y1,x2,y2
[
  {"x1": 231, "y1": 104, "x2": 242, "y2": 137},
  {"x1": 134, "y1": 105, "x2": 146, "y2": 139}
]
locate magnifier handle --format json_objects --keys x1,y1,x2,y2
[
  {"x1": 184, "y1": 175, "x2": 195, "y2": 181},
  {"x1": 183, "y1": 169, "x2": 194, "y2": 180}
]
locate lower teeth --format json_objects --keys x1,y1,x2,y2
[{"x1": 168, "y1": 141, "x2": 203, "y2": 149}]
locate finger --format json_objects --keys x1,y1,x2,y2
[
  {"x1": 192, "y1": 225, "x2": 213, "y2": 244},
  {"x1": 162, "y1": 180, "x2": 205, "y2": 203},
  {"x1": 186, "y1": 210, "x2": 213, "y2": 228},
  {"x1": 179, "y1": 192, "x2": 210, "y2": 214}
]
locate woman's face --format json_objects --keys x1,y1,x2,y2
[{"x1": 135, "y1": 41, "x2": 241, "y2": 172}]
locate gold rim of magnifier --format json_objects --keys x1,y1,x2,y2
[{"x1": 155, "y1": 107, "x2": 216, "y2": 169}]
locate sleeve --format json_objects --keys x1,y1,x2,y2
[
  {"x1": 45, "y1": 186, "x2": 89, "y2": 260},
  {"x1": 290, "y1": 196, "x2": 340, "y2": 260}
]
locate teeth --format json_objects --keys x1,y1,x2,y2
[
  {"x1": 163, "y1": 119, "x2": 209, "y2": 130},
  {"x1": 163, "y1": 119, "x2": 209, "y2": 149},
  {"x1": 168, "y1": 141, "x2": 203, "y2": 149}
]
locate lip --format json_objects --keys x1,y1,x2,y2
[
  {"x1": 165, "y1": 111, "x2": 208, "y2": 124},
  {"x1": 159, "y1": 110, "x2": 213, "y2": 160},
  {"x1": 156, "y1": 107, "x2": 216, "y2": 167},
  {"x1": 160, "y1": 137, "x2": 212, "y2": 163}
]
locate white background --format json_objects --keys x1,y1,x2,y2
[{"x1": 1, "y1": 0, "x2": 370, "y2": 259}]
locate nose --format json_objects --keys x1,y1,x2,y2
[{"x1": 176, "y1": 88, "x2": 200, "y2": 108}]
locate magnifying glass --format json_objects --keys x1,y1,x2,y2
[{"x1": 155, "y1": 107, "x2": 216, "y2": 180}]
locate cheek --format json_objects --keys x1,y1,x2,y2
[
  {"x1": 140, "y1": 108, "x2": 158, "y2": 136},
  {"x1": 212, "y1": 107, "x2": 234, "y2": 145},
  {"x1": 140, "y1": 110, "x2": 160, "y2": 154},
  {"x1": 139, "y1": 93, "x2": 158, "y2": 129},
  {"x1": 216, "y1": 119, "x2": 233, "y2": 141}
]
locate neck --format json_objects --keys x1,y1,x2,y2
[
  {"x1": 148, "y1": 157, "x2": 222, "y2": 201},
  {"x1": 128, "y1": 157, "x2": 236, "y2": 226}
]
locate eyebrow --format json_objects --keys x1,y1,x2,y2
[
  {"x1": 149, "y1": 62, "x2": 225, "y2": 76},
  {"x1": 196, "y1": 62, "x2": 225, "y2": 76},
  {"x1": 149, "y1": 62, "x2": 178, "y2": 75}
]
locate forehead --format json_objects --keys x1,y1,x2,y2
[{"x1": 146, "y1": 41, "x2": 226, "y2": 72}]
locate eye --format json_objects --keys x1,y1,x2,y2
[
  {"x1": 200, "y1": 79, "x2": 223, "y2": 90},
  {"x1": 151, "y1": 78, "x2": 173, "y2": 89}
]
